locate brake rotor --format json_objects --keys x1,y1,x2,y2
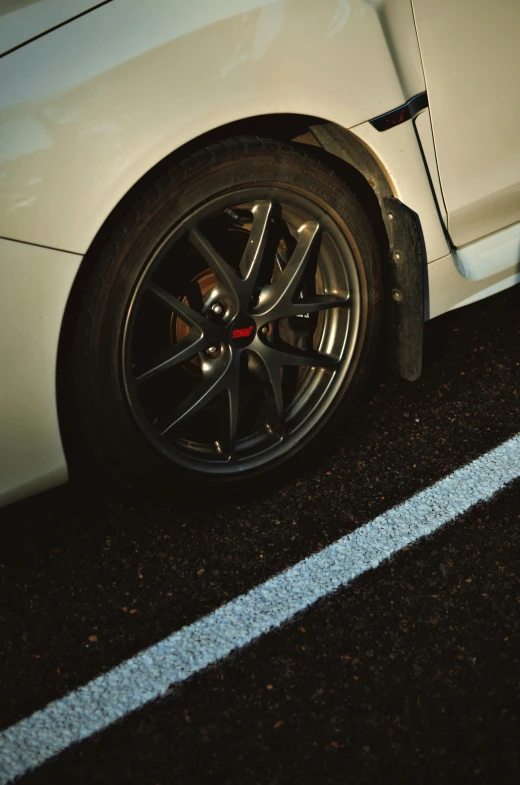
[{"x1": 169, "y1": 267, "x2": 217, "y2": 373}]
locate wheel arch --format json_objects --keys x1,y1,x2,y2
[
  {"x1": 57, "y1": 113, "x2": 424, "y2": 459},
  {"x1": 66, "y1": 112, "x2": 393, "y2": 296}
]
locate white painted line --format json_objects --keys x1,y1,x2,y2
[{"x1": 1, "y1": 434, "x2": 520, "y2": 783}]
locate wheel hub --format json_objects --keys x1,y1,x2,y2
[{"x1": 229, "y1": 315, "x2": 257, "y2": 347}]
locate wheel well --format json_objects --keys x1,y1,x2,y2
[
  {"x1": 57, "y1": 112, "x2": 421, "y2": 446},
  {"x1": 64, "y1": 113, "x2": 392, "y2": 320}
]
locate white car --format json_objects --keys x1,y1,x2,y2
[{"x1": 1, "y1": 0, "x2": 519, "y2": 507}]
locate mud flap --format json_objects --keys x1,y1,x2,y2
[{"x1": 381, "y1": 197, "x2": 424, "y2": 381}]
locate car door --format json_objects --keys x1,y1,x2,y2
[{"x1": 411, "y1": 0, "x2": 520, "y2": 247}]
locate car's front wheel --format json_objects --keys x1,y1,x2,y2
[{"x1": 70, "y1": 137, "x2": 383, "y2": 491}]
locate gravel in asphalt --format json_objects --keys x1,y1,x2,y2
[{"x1": 0, "y1": 285, "x2": 519, "y2": 783}]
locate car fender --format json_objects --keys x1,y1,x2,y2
[{"x1": 0, "y1": 0, "x2": 426, "y2": 254}]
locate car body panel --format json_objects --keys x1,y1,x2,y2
[
  {"x1": 0, "y1": 0, "x2": 423, "y2": 255},
  {"x1": 0, "y1": 0, "x2": 108, "y2": 55},
  {"x1": 0, "y1": 238, "x2": 82, "y2": 507},
  {"x1": 427, "y1": 220, "x2": 520, "y2": 319},
  {"x1": 350, "y1": 117, "x2": 450, "y2": 263},
  {"x1": 364, "y1": 0, "x2": 425, "y2": 99},
  {"x1": 412, "y1": 0, "x2": 520, "y2": 247},
  {"x1": 413, "y1": 109, "x2": 447, "y2": 228}
]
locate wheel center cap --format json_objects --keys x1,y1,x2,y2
[{"x1": 229, "y1": 315, "x2": 256, "y2": 347}]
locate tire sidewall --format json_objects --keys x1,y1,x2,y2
[{"x1": 73, "y1": 140, "x2": 383, "y2": 490}]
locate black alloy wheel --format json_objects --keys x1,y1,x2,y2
[{"x1": 69, "y1": 137, "x2": 383, "y2": 491}]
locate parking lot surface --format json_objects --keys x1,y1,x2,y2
[{"x1": 1, "y1": 286, "x2": 519, "y2": 784}]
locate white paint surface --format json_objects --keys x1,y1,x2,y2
[
  {"x1": 412, "y1": 0, "x2": 520, "y2": 246},
  {"x1": 455, "y1": 221, "x2": 520, "y2": 282},
  {"x1": 0, "y1": 0, "x2": 411, "y2": 253},
  {"x1": 1, "y1": 434, "x2": 520, "y2": 783},
  {"x1": 0, "y1": 239, "x2": 81, "y2": 507}
]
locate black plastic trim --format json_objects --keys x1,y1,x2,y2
[
  {"x1": 309, "y1": 122, "x2": 425, "y2": 381},
  {"x1": 382, "y1": 198, "x2": 424, "y2": 381},
  {"x1": 370, "y1": 92, "x2": 428, "y2": 132}
]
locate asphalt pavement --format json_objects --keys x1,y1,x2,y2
[{"x1": 1, "y1": 285, "x2": 519, "y2": 784}]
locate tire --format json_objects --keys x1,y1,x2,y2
[{"x1": 69, "y1": 136, "x2": 383, "y2": 494}]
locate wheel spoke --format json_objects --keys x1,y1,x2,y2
[
  {"x1": 238, "y1": 200, "x2": 275, "y2": 294},
  {"x1": 157, "y1": 353, "x2": 231, "y2": 435},
  {"x1": 253, "y1": 352, "x2": 285, "y2": 430},
  {"x1": 259, "y1": 340, "x2": 338, "y2": 369},
  {"x1": 184, "y1": 279, "x2": 204, "y2": 312},
  {"x1": 147, "y1": 282, "x2": 207, "y2": 330},
  {"x1": 189, "y1": 227, "x2": 244, "y2": 309},
  {"x1": 135, "y1": 334, "x2": 206, "y2": 384},
  {"x1": 223, "y1": 356, "x2": 241, "y2": 460},
  {"x1": 259, "y1": 221, "x2": 320, "y2": 318},
  {"x1": 289, "y1": 292, "x2": 349, "y2": 317}
]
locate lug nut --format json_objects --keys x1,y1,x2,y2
[
  {"x1": 261, "y1": 325, "x2": 269, "y2": 334},
  {"x1": 207, "y1": 345, "x2": 218, "y2": 355},
  {"x1": 211, "y1": 303, "x2": 223, "y2": 315}
]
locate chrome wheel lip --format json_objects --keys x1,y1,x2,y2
[{"x1": 121, "y1": 186, "x2": 363, "y2": 475}]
